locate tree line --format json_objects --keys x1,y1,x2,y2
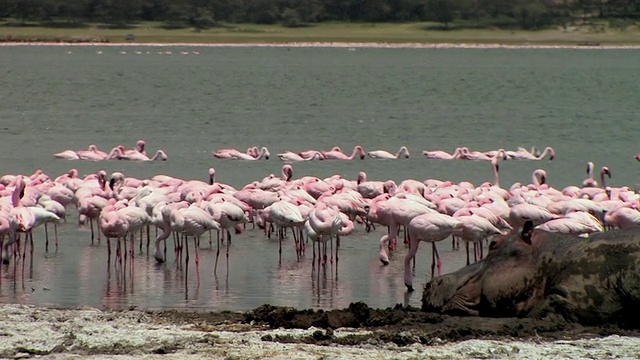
[{"x1": 1, "y1": 0, "x2": 639, "y2": 30}]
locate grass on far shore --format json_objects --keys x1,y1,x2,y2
[{"x1": 2, "y1": 20, "x2": 640, "y2": 45}]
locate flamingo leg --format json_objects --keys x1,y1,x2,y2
[
  {"x1": 44, "y1": 224, "x2": 49, "y2": 252},
  {"x1": 54, "y1": 224, "x2": 59, "y2": 251},
  {"x1": 404, "y1": 236, "x2": 420, "y2": 292},
  {"x1": 213, "y1": 236, "x2": 219, "y2": 275},
  {"x1": 434, "y1": 242, "x2": 442, "y2": 276}
]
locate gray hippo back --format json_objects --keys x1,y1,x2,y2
[{"x1": 422, "y1": 221, "x2": 640, "y2": 327}]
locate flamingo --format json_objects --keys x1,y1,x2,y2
[
  {"x1": 3, "y1": 177, "x2": 60, "y2": 263},
  {"x1": 111, "y1": 148, "x2": 168, "y2": 161},
  {"x1": 268, "y1": 200, "x2": 305, "y2": 259},
  {"x1": 367, "y1": 146, "x2": 410, "y2": 159},
  {"x1": 227, "y1": 147, "x2": 270, "y2": 160},
  {"x1": 422, "y1": 147, "x2": 465, "y2": 160},
  {"x1": 321, "y1": 145, "x2": 365, "y2": 160},
  {"x1": 356, "y1": 171, "x2": 386, "y2": 199},
  {"x1": 99, "y1": 199, "x2": 130, "y2": 263},
  {"x1": 76, "y1": 144, "x2": 109, "y2": 160},
  {"x1": 583, "y1": 162, "x2": 598, "y2": 187},
  {"x1": 116, "y1": 140, "x2": 146, "y2": 156},
  {"x1": 459, "y1": 148, "x2": 506, "y2": 161},
  {"x1": 278, "y1": 151, "x2": 323, "y2": 162},
  {"x1": 154, "y1": 204, "x2": 219, "y2": 267},
  {"x1": 404, "y1": 212, "x2": 462, "y2": 292},
  {"x1": 298, "y1": 149, "x2": 326, "y2": 160},
  {"x1": 511, "y1": 146, "x2": 555, "y2": 160},
  {"x1": 452, "y1": 215, "x2": 503, "y2": 265},
  {"x1": 604, "y1": 207, "x2": 640, "y2": 229},
  {"x1": 307, "y1": 203, "x2": 342, "y2": 264},
  {"x1": 54, "y1": 150, "x2": 80, "y2": 160}
]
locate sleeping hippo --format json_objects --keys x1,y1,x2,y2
[{"x1": 421, "y1": 221, "x2": 640, "y2": 326}]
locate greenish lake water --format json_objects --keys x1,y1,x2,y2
[{"x1": 0, "y1": 45, "x2": 638, "y2": 311}]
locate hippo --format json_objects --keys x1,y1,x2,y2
[{"x1": 421, "y1": 221, "x2": 640, "y2": 327}]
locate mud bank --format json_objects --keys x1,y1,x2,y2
[{"x1": 2, "y1": 303, "x2": 639, "y2": 359}]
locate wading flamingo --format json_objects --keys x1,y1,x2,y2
[{"x1": 404, "y1": 212, "x2": 461, "y2": 292}]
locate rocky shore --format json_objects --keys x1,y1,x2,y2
[{"x1": 2, "y1": 302, "x2": 640, "y2": 359}]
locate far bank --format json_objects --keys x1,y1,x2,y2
[{"x1": 2, "y1": 21, "x2": 640, "y2": 46}]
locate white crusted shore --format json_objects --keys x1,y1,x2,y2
[{"x1": 1, "y1": 304, "x2": 640, "y2": 359}]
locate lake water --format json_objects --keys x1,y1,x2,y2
[{"x1": 0, "y1": 45, "x2": 639, "y2": 312}]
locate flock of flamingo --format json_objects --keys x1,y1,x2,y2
[
  {"x1": 6, "y1": 145, "x2": 640, "y2": 293},
  {"x1": 212, "y1": 145, "x2": 556, "y2": 161},
  {"x1": 54, "y1": 142, "x2": 554, "y2": 163},
  {"x1": 54, "y1": 140, "x2": 168, "y2": 161}
]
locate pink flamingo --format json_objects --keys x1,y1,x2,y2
[
  {"x1": 321, "y1": 145, "x2": 365, "y2": 160},
  {"x1": 535, "y1": 216, "x2": 602, "y2": 234},
  {"x1": 459, "y1": 148, "x2": 506, "y2": 161},
  {"x1": 604, "y1": 207, "x2": 640, "y2": 229},
  {"x1": 110, "y1": 148, "x2": 168, "y2": 161},
  {"x1": 404, "y1": 212, "x2": 462, "y2": 292},
  {"x1": 307, "y1": 202, "x2": 342, "y2": 265},
  {"x1": 298, "y1": 149, "x2": 326, "y2": 160},
  {"x1": 77, "y1": 144, "x2": 109, "y2": 160},
  {"x1": 422, "y1": 147, "x2": 465, "y2": 160},
  {"x1": 278, "y1": 151, "x2": 323, "y2": 162},
  {"x1": 356, "y1": 171, "x2": 386, "y2": 199},
  {"x1": 511, "y1": 146, "x2": 555, "y2": 160},
  {"x1": 269, "y1": 200, "x2": 305, "y2": 260},
  {"x1": 507, "y1": 203, "x2": 560, "y2": 232},
  {"x1": 54, "y1": 150, "x2": 80, "y2": 160},
  {"x1": 3, "y1": 177, "x2": 59, "y2": 263},
  {"x1": 452, "y1": 214, "x2": 503, "y2": 265},
  {"x1": 116, "y1": 140, "x2": 146, "y2": 156},
  {"x1": 99, "y1": 199, "x2": 130, "y2": 263},
  {"x1": 367, "y1": 146, "x2": 410, "y2": 159},
  {"x1": 378, "y1": 198, "x2": 435, "y2": 264},
  {"x1": 212, "y1": 147, "x2": 269, "y2": 160},
  {"x1": 579, "y1": 166, "x2": 611, "y2": 199},
  {"x1": 583, "y1": 162, "x2": 598, "y2": 187}
]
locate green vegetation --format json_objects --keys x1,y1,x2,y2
[
  {"x1": 1, "y1": 0, "x2": 639, "y2": 44},
  {"x1": 1, "y1": 21, "x2": 639, "y2": 45},
  {"x1": 1, "y1": 0, "x2": 640, "y2": 31}
]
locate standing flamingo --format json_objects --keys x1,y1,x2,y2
[
  {"x1": 307, "y1": 203, "x2": 342, "y2": 265},
  {"x1": 367, "y1": 146, "x2": 410, "y2": 159},
  {"x1": 404, "y1": 212, "x2": 461, "y2": 292},
  {"x1": 583, "y1": 162, "x2": 597, "y2": 187}
]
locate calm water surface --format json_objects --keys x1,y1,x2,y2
[{"x1": 0, "y1": 45, "x2": 639, "y2": 311}]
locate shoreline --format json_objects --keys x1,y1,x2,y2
[
  {"x1": 2, "y1": 303, "x2": 640, "y2": 359},
  {"x1": 2, "y1": 40, "x2": 640, "y2": 49}
]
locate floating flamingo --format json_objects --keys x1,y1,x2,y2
[{"x1": 367, "y1": 146, "x2": 410, "y2": 159}]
